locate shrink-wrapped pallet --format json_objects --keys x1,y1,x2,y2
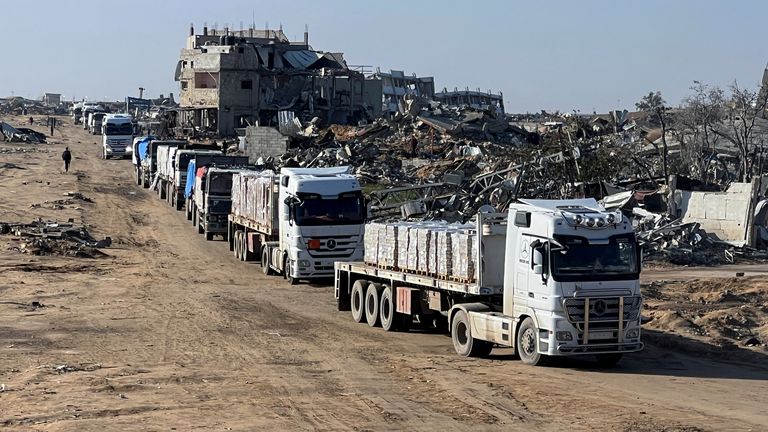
[
  {"x1": 451, "y1": 230, "x2": 477, "y2": 281},
  {"x1": 364, "y1": 222, "x2": 383, "y2": 265},
  {"x1": 416, "y1": 226, "x2": 433, "y2": 273},
  {"x1": 407, "y1": 227, "x2": 420, "y2": 271},
  {"x1": 397, "y1": 225, "x2": 410, "y2": 270},
  {"x1": 436, "y1": 229, "x2": 454, "y2": 277},
  {"x1": 377, "y1": 224, "x2": 400, "y2": 268}
]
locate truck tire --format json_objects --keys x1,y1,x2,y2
[
  {"x1": 198, "y1": 220, "x2": 204, "y2": 234},
  {"x1": 233, "y1": 231, "x2": 242, "y2": 259},
  {"x1": 192, "y1": 206, "x2": 198, "y2": 227},
  {"x1": 185, "y1": 202, "x2": 192, "y2": 221},
  {"x1": 350, "y1": 280, "x2": 367, "y2": 323},
  {"x1": 365, "y1": 283, "x2": 383, "y2": 327},
  {"x1": 594, "y1": 353, "x2": 623, "y2": 367},
  {"x1": 379, "y1": 284, "x2": 402, "y2": 332},
  {"x1": 205, "y1": 230, "x2": 214, "y2": 241},
  {"x1": 261, "y1": 247, "x2": 275, "y2": 275},
  {"x1": 284, "y1": 256, "x2": 298, "y2": 285},
  {"x1": 451, "y1": 310, "x2": 493, "y2": 357},
  {"x1": 136, "y1": 169, "x2": 142, "y2": 185},
  {"x1": 517, "y1": 317, "x2": 544, "y2": 366},
  {"x1": 175, "y1": 195, "x2": 183, "y2": 211},
  {"x1": 242, "y1": 234, "x2": 253, "y2": 261},
  {"x1": 239, "y1": 232, "x2": 247, "y2": 261}
]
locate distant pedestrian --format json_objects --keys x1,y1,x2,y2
[
  {"x1": 50, "y1": 117, "x2": 56, "y2": 136},
  {"x1": 62, "y1": 147, "x2": 72, "y2": 173},
  {"x1": 29, "y1": 117, "x2": 34, "y2": 125}
]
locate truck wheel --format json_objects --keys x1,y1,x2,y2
[
  {"x1": 241, "y1": 234, "x2": 253, "y2": 261},
  {"x1": 261, "y1": 247, "x2": 275, "y2": 275},
  {"x1": 233, "y1": 231, "x2": 242, "y2": 259},
  {"x1": 198, "y1": 220, "x2": 204, "y2": 234},
  {"x1": 205, "y1": 231, "x2": 214, "y2": 241},
  {"x1": 284, "y1": 257, "x2": 298, "y2": 285},
  {"x1": 192, "y1": 207, "x2": 197, "y2": 227},
  {"x1": 379, "y1": 285, "x2": 401, "y2": 332},
  {"x1": 185, "y1": 203, "x2": 192, "y2": 221},
  {"x1": 517, "y1": 317, "x2": 544, "y2": 366},
  {"x1": 136, "y1": 169, "x2": 142, "y2": 185},
  {"x1": 350, "y1": 280, "x2": 367, "y2": 323},
  {"x1": 451, "y1": 310, "x2": 492, "y2": 357},
  {"x1": 239, "y1": 232, "x2": 248, "y2": 261},
  {"x1": 365, "y1": 283, "x2": 383, "y2": 327},
  {"x1": 175, "y1": 196, "x2": 183, "y2": 211},
  {"x1": 594, "y1": 353, "x2": 623, "y2": 368}
]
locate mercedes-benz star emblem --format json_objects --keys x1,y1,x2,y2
[
  {"x1": 326, "y1": 239, "x2": 337, "y2": 250},
  {"x1": 592, "y1": 300, "x2": 607, "y2": 316}
]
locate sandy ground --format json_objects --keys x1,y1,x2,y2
[{"x1": 0, "y1": 115, "x2": 767, "y2": 432}]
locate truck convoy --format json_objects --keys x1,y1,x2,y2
[
  {"x1": 334, "y1": 199, "x2": 643, "y2": 365},
  {"x1": 81, "y1": 103, "x2": 105, "y2": 129},
  {"x1": 128, "y1": 138, "x2": 643, "y2": 366},
  {"x1": 228, "y1": 167, "x2": 365, "y2": 285},
  {"x1": 134, "y1": 139, "x2": 186, "y2": 188},
  {"x1": 102, "y1": 114, "x2": 134, "y2": 159}
]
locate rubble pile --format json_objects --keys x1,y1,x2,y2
[
  {"x1": 0, "y1": 121, "x2": 47, "y2": 143},
  {"x1": 0, "y1": 219, "x2": 111, "y2": 258},
  {"x1": 0, "y1": 97, "x2": 61, "y2": 115}
]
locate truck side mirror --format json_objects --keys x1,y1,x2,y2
[{"x1": 532, "y1": 248, "x2": 544, "y2": 274}]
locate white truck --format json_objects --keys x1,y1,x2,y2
[
  {"x1": 334, "y1": 199, "x2": 643, "y2": 366},
  {"x1": 102, "y1": 114, "x2": 134, "y2": 159},
  {"x1": 81, "y1": 103, "x2": 104, "y2": 129},
  {"x1": 228, "y1": 167, "x2": 365, "y2": 284},
  {"x1": 88, "y1": 112, "x2": 106, "y2": 135}
]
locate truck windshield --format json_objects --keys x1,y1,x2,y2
[
  {"x1": 294, "y1": 192, "x2": 364, "y2": 226},
  {"x1": 551, "y1": 234, "x2": 638, "y2": 281},
  {"x1": 209, "y1": 174, "x2": 232, "y2": 194},
  {"x1": 104, "y1": 123, "x2": 133, "y2": 135}
]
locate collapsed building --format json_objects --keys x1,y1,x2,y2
[
  {"x1": 435, "y1": 88, "x2": 505, "y2": 114},
  {"x1": 172, "y1": 25, "x2": 382, "y2": 137},
  {"x1": 371, "y1": 69, "x2": 435, "y2": 115}
]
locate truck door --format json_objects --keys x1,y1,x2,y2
[{"x1": 513, "y1": 234, "x2": 531, "y2": 303}]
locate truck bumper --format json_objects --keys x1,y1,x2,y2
[{"x1": 540, "y1": 315, "x2": 644, "y2": 356}]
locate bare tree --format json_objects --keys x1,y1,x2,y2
[
  {"x1": 675, "y1": 82, "x2": 725, "y2": 181},
  {"x1": 636, "y1": 91, "x2": 670, "y2": 186},
  {"x1": 710, "y1": 81, "x2": 768, "y2": 181}
]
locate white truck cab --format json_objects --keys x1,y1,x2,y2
[
  {"x1": 101, "y1": 114, "x2": 134, "y2": 159},
  {"x1": 276, "y1": 167, "x2": 365, "y2": 283},
  {"x1": 88, "y1": 112, "x2": 106, "y2": 135}
]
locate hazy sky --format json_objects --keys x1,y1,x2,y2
[{"x1": 1, "y1": 0, "x2": 766, "y2": 113}]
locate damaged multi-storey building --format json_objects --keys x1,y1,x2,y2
[
  {"x1": 435, "y1": 88, "x2": 505, "y2": 114},
  {"x1": 173, "y1": 25, "x2": 382, "y2": 137}
]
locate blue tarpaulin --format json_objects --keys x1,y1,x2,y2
[
  {"x1": 135, "y1": 136, "x2": 154, "y2": 162},
  {"x1": 184, "y1": 159, "x2": 197, "y2": 199}
]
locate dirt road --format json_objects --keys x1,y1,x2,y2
[{"x1": 1, "y1": 116, "x2": 766, "y2": 431}]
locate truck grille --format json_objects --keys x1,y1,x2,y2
[
  {"x1": 307, "y1": 235, "x2": 359, "y2": 258},
  {"x1": 563, "y1": 296, "x2": 642, "y2": 337}
]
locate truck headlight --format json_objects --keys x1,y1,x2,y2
[
  {"x1": 298, "y1": 260, "x2": 310, "y2": 267},
  {"x1": 626, "y1": 328, "x2": 640, "y2": 339},
  {"x1": 556, "y1": 331, "x2": 573, "y2": 341}
]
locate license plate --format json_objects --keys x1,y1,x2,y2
[{"x1": 589, "y1": 331, "x2": 614, "y2": 340}]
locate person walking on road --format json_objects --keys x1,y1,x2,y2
[
  {"x1": 50, "y1": 117, "x2": 56, "y2": 136},
  {"x1": 62, "y1": 147, "x2": 72, "y2": 173}
]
